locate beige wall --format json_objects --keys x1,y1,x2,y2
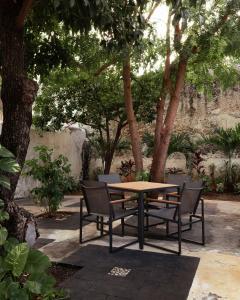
[{"x1": 16, "y1": 127, "x2": 86, "y2": 198}]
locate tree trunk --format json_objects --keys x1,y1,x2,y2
[
  {"x1": 151, "y1": 59, "x2": 187, "y2": 182},
  {"x1": 122, "y1": 54, "x2": 143, "y2": 173},
  {"x1": 0, "y1": 2, "x2": 39, "y2": 242},
  {"x1": 104, "y1": 122, "x2": 124, "y2": 174}
]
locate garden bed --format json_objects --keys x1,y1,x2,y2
[
  {"x1": 36, "y1": 211, "x2": 75, "y2": 219},
  {"x1": 205, "y1": 192, "x2": 240, "y2": 202},
  {"x1": 49, "y1": 263, "x2": 81, "y2": 286}
]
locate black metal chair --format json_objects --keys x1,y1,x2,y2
[
  {"x1": 80, "y1": 181, "x2": 138, "y2": 253},
  {"x1": 165, "y1": 174, "x2": 191, "y2": 195},
  {"x1": 145, "y1": 183, "x2": 205, "y2": 255},
  {"x1": 98, "y1": 173, "x2": 124, "y2": 200}
]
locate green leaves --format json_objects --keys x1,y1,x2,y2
[
  {"x1": 0, "y1": 145, "x2": 20, "y2": 191},
  {"x1": 0, "y1": 158, "x2": 21, "y2": 173},
  {"x1": 25, "y1": 280, "x2": 42, "y2": 294},
  {"x1": 25, "y1": 146, "x2": 74, "y2": 215},
  {"x1": 0, "y1": 227, "x2": 8, "y2": 245},
  {"x1": 24, "y1": 249, "x2": 51, "y2": 274},
  {"x1": 5, "y1": 243, "x2": 29, "y2": 277},
  {"x1": 0, "y1": 143, "x2": 67, "y2": 299}
]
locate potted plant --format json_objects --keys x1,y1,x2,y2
[{"x1": 118, "y1": 159, "x2": 135, "y2": 182}]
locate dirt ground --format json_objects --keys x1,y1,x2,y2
[{"x1": 204, "y1": 192, "x2": 240, "y2": 201}]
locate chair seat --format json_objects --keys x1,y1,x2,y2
[
  {"x1": 113, "y1": 207, "x2": 137, "y2": 220},
  {"x1": 147, "y1": 207, "x2": 176, "y2": 221}
]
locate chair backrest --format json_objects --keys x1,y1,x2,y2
[
  {"x1": 166, "y1": 174, "x2": 191, "y2": 186},
  {"x1": 98, "y1": 173, "x2": 121, "y2": 184},
  {"x1": 81, "y1": 181, "x2": 110, "y2": 216},
  {"x1": 166, "y1": 174, "x2": 191, "y2": 193},
  {"x1": 98, "y1": 173, "x2": 124, "y2": 197},
  {"x1": 187, "y1": 179, "x2": 204, "y2": 188},
  {"x1": 179, "y1": 185, "x2": 204, "y2": 216}
]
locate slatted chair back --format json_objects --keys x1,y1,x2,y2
[
  {"x1": 81, "y1": 181, "x2": 110, "y2": 216},
  {"x1": 98, "y1": 173, "x2": 124, "y2": 197}
]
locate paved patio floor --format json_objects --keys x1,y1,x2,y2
[{"x1": 18, "y1": 195, "x2": 240, "y2": 300}]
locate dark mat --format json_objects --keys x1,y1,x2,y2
[
  {"x1": 114, "y1": 215, "x2": 206, "y2": 242},
  {"x1": 60, "y1": 244, "x2": 199, "y2": 300},
  {"x1": 37, "y1": 212, "x2": 95, "y2": 231}
]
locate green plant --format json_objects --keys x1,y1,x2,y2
[
  {"x1": 0, "y1": 145, "x2": 68, "y2": 299},
  {"x1": 204, "y1": 124, "x2": 240, "y2": 192},
  {"x1": 25, "y1": 146, "x2": 74, "y2": 217},
  {"x1": 135, "y1": 170, "x2": 150, "y2": 181},
  {"x1": 118, "y1": 159, "x2": 135, "y2": 178},
  {"x1": 142, "y1": 131, "x2": 196, "y2": 158}
]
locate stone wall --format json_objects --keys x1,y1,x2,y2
[{"x1": 108, "y1": 86, "x2": 240, "y2": 175}]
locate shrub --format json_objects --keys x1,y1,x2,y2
[
  {"x1": 118, "y1": 159, "x2": 135, "y2": 178},
  {"x1": 0, "y1": 145, "x2": 68, "y2": 299},
  {"x1": 135, "y1": 170, "x2": 150, "y2": 181},
  {"x1": 25, "y1": 146, "x2": 75, "y2": 217}
]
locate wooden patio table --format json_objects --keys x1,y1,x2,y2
[{"x1": 108, "y1": 181, "x2": 179, "y2": 250}]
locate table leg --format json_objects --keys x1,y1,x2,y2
[{"x1": 138, "y1": 191, "x2": 144, "y2": 249}]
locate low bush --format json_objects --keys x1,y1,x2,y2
[{"x1": 25, "y1": 146, "x2": 76, "y2": 217}]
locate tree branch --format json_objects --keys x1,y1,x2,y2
[
  {"x1": 16, "y1": 0, "x2": 33, "y2": 29},
  {"x1": 94, "y1": 58, "x2": 117, "y2": 76},
  {"x1": 146, "y1": 1, "x2": 161, "y2": 22}
]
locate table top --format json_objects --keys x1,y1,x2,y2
[{"x1": 108, "y1": 181, "x2": 179, "y2": 192}]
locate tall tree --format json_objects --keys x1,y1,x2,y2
[
  {"x1": 150, "y1": 0, "x2": 240, "y2": 182},
  {"x1": 0, "y1": 0, "x2": 123, "y2": 241},
  {"x1": 96, "y1": 0, "x2": 149, "y2": 173},
  {"x1": 0, "y1": 0, "x2": 39, "y2": 241}
]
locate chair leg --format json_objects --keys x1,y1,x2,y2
[
  {"x1": 96, "y1": 216, "x2": 100, "y2": 230},
  {"x1": 79, "y1": 199, "x2": 83, "y2": 243},
  {"x1": 100, "y1": 217, "x2": 104, "y2": 237},
  {"x1": 178, "y1": 207, "x2": 182, "y2": 256},
  {"x1": 189, "y1": 216, "x2": 193, "y2": 230},
  {"x1": 166, "y1": 221, "x2": 169, "y2": 236},
  {"x1": 201, "y1": 200, "x2": 205, "y2": 245},
  {"x1": 109, "y1": 219, "x2": 113, "y2": 253},
  {"x1": 121, "y1": 218, "x2": 125, "y2": 237},
  {"x1": 145, "y1": 204, "x2": 149, "y2": 231}
]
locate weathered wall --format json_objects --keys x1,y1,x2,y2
[
  {"x1": 7, "y1": 85, "x2": 240, "y2": 198},
  {"x1": 15, "y1": 127, "x2": 86, "y2": 198},
  {"x1": 108, "y1": 86, "x2": 240, "y2": 175}
]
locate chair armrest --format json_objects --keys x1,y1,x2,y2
[
  {"x1": 110, "y1": 198, "x2": 137, "y2": 205},
  {"x1": 146, "y1": 198, "x2": 181, "y2": 206},
  {"x1": 165, "y1": 193, "x2": 180, "y2": 198}
]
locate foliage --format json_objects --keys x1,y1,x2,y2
[
  {"x1": 142, "y1": 131, "x2": 196, "y2": 158},
  {"x1": 118, "y1": 160, "x2": 135, "y2": 178},
  {"x1": 0, "y1": 145, "x2": 68, "y2": 299},
  {"x1": 204, "y1": 125, "x2": 240, "y2": 158},
  {"x1": 25, "y1": 146, "x2": 75, "y2": 216},
  {"x1": 0, "y1": 145, "x2": 21, "y2": 190},
  {"x1": 191, "y1": 150, "x2": 206, "y2": 177},
  {"x1": 204, "y1": 124, "x2": 240, "y2": 191},
  {"x1": 33, "y1": 38, "x2": 159, "y2": 173},
  {"x1": 166, "y1": 167, "x2": 184, "y2": 175},
  {"x1": 135, "y1": 170, "x2": 150, "y2": 181}
]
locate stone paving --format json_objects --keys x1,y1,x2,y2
[{"x1": 18, "y1": 195, "x2": 240, "y2": 300}]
